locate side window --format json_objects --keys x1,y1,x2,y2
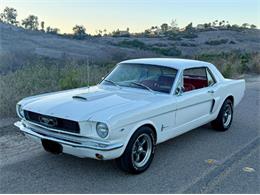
[
  {"x1": 183, "y1": 67, "x2": 208, "y2": 92},
  {"x1": 206, "y1": 68, "x2": 216, "y2": 86}
]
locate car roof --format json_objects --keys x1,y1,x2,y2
[{"x1": 120, "y1": 58, "x2": 213, "y2": 70}]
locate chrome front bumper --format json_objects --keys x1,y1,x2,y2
[{"x1": 14, "y1": 121, "x2": 124, "y2": 157}]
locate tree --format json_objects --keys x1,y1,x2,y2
[
  {"x1": 250, "y1": 24, "x2": 257, "y2": 29},
  {"x1": 170, "y1": 19, "x2": 178, "y2": 30},
  {"x1": 161, "y1": 23, "x2": 169, "y2": 33},
  {"x1": 242, "y1": 23, "x2": 250, "y2": 28},
  {"x1": 46, "y1": 26, "x2": 60, "y2": 34},
  {"x1": 112, "y1": 29, "x2": 120, "y2": 37},
  {"x1": 72, "y1": 25, "x2": 86, "y2": 39},
  {"x1": 231, "y1": 24, "x2": 240, "y2": 30},
  {"x1": 103, "y1": 29, "x2": 107, "y2": 36},
  {"x1": 203, "y1": 22, "x2": 211, "y2": 28},
  {"x1": 212, "y1": 20, "x2": 218, "y2": 27},
  {"x1": 96, "y1": 29, "x2": 102, "y2": 36},
  {"x1": 219, "y1": 20, "x2": 225, "y2": 27},
  {"x1": 185, "y1": 22, "x2": 193, "y2": 31},
  {"x1": 22, "y1": 15, "x2": 39, "y2": 30},
  {"x1": 40, "y1": 21, "x2": 45, "y2": 31},
  {"x1": 144, "y1": 29, "x2": 151, "y2": 36},
  {"x1": 0, "y1": 7, "x2": 18, "y2": 25}
]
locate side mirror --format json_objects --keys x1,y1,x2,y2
[{"x1": 175, "y1": 86, "x2": 185, "y2": 96}]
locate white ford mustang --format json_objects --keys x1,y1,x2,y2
[{"x1": 15, "y1": 58, "x2": 245, "y2": 173}]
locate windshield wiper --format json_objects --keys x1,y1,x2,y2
[
  {"x1": 103, "y1": 79, "x2": 121, "y2": 88},
  {"x1": 130, "y1": 81, "x2": 155, "y2": 93}
]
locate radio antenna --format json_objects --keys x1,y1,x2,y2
[{"x1": 87, "y1": 57, "x2": 90, "y2": 89}]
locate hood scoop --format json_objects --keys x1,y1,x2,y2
[
  {"x1": 72, "y1": 92, "x2": 113, "y2": 102},
  {"x1": 72, "y1": 95, "x2": 88, "y2": 101}
]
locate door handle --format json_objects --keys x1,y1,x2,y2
[{"x1": 208, "y1": 90, "x2": 215, "y2": 94}]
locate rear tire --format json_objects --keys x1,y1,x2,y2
[
  {"x1": 116, "y1": 126, "x2": 155, "y2": 174},
  {"x1": 211, "y1": 99, "x2": 233, "y2": 131}
]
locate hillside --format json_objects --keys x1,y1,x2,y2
[
  {"x1": 0, "y1": 23, "x2": 154, "y2": 66},
  {"x1": 1, "y1": 22, "x2": 259, "y2": 72},
  {"x1": 0, "y1": 22, "x2": 259, "y2": 117},
  {"x1": 106, "y1": 29, "x2": 260, "y2": 56}
]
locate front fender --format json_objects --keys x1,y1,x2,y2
[{"x1": 115, "y1": 119, "x2": 158, "y2": 157}]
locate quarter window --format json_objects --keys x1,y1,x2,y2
[{"x1": 206, "y1": 68, "x2": 216, "y2": 86}]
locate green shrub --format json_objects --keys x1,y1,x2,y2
[
  {"x1": 222, "y1": 64, "x2": 233, "y2": 78},
  {"x1": 151, "y1": 47, "x2": 182, "y2": 56},
  {"x1": 205, "y1": 39, "x2": 229, "y2": 45},
  {"x1": 0, "y1": 57, "x2": 114, "y2": 117},
  {"x1": 166, "y1": 33, "x2": 183, "y2": 41},
  {"x1": 180, "y1": 42, "x2": 197, "y2": 47},
  {"x1": 116, "y1": 39, "x2": 182, "y2": 56},
  {"x1": 251, "y1": 53, "x2": 260, "y2": 73},
  {"x1": 194, "y1": 52, "x2": 259, "y2": 78},
  {"x1": 59, "y1": 69, "x2": 82, "y2": 90},
  {"x1": 238, "y1": 54, "x2": 250, "y2": 73},
  {"x1": 117, "y1": 39, "x2": 146, "y2": 49},
  {"x1": 181, "y1": 32, "x2": 198, "y2": 39},
  {"x1": 0, "y1": 64, "x2": 60, "y2": 117}
]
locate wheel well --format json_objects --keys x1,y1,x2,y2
[
  {"x1": 139, "y1": 124, "x2": 157, "y2": 144},
  {"x1": 226, "y1": 95, "x2": 234, "y2": 105}
]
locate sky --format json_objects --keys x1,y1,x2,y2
[{"x1": 1, "y1": 0, "x2": 259, "y2": 34}]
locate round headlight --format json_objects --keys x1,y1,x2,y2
[
  {"x1": 96, "y1": 122, "x2": 109, "y2": 138},
  {"x1": 17, "y1": 104, "x2": 24, "y2": 118}
]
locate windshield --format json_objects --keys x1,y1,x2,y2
[{"x1": 101, "y1": 63, "x2": 178, "y2": 94}]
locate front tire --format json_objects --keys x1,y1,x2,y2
[
  {"x1": 211, "y1": 99, "x2": 233, "y2": 131},
  {"x1": 116, "y1": 126, "x2": 155, "y2": 174}
]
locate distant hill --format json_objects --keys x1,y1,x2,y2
[
  {"x1": 0, "y1": 22, "x2": 259, "y2": 117},
  {"x1": 0, "y1": 22, "x2": 259, "y2": 72},
  {"x1": 107, "y1": 29, "x2": 260, "y2": 56},
  {"x1": 0, "y1": 23, "x2": 155, "y2": 65}
]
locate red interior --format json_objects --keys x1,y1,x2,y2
[
  {"x1": 141, "y1": 80, "x2": 156, "y2": 88},
  {"x1": 141, "y1": 76, "x2": 207, "y2": 93},
  {"x1": 158, "y1": 75, "x2": 175, "y2": 86},
  {"x1": 141, "y1": 75, "x2": 175, "y2": 93},
  {"x1": 184, "y1": 77, "x2": 208, "y2": 92}
]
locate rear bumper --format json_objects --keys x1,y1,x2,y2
[{"x1": 14, "y1": 121, "x2": 124, "y2": 160}]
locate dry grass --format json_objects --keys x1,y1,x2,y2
[
  {"x1": 1, "y1": 52, "x2": 259, "y2": 117},
  {"x1": 0, "y1": 58, "x2": 114, "y2": 117},
  {"x1": 194, "y1": 52, "x2": 260, "y2": 78}
]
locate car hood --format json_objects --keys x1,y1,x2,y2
[{"x1": 22, "y1": 85, "x2": 157, "y2": 122}]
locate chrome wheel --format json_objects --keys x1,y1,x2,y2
[
  {"x1": 223, "y1": 104, "x2": 232, "y2": 127},
  {"x1": 131, "y1": 133, "x2": 152, "y2": 168}
]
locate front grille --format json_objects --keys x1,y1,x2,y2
[{"x1": 24, "y1": 110, "x2": 80, "y2": 134}]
